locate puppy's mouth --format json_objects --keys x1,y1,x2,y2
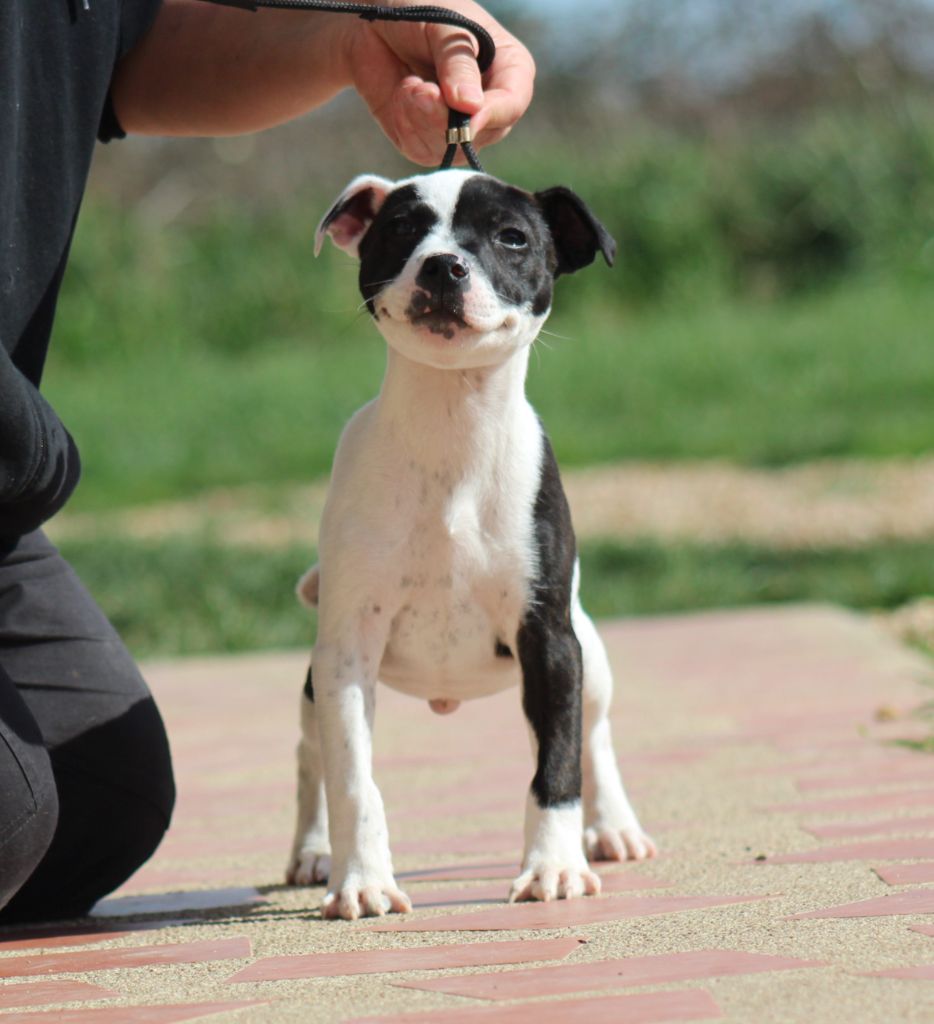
[{"x1": 404, "y1": 289, "x2": 472, "y2": 341}]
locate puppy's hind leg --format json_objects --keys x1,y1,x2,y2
[
  {"x1": 286, "y1": 664, "x2": 332, "y2": 885},
  {"x1": 575, "y1": 595, "x2": 656, "y2": 862}
]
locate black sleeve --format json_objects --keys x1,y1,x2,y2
[
  {"x1": 98, "y1": 0, "x2": 165, "y2": 143},
  {"x1": 0, "y1": 345, "x2": 81, "y2": 538}
]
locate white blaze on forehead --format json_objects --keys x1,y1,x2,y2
[{"x1": 395, "y1": 169, "x2": 483, "y2": 237}]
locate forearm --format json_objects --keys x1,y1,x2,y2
[
  {"x1": 111, "y1": 0, "x2": 356, "y2": 136},
  {"x1": 0, "y1": 349, "x2": 81, "y2": 537}
]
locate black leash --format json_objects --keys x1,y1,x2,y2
[{"x1": 199, "y1": 0, "x2": 494, "y2": 171}]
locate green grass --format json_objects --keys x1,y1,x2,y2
[
  {"x1": 39, "y1": 113, "x2": 934, "y2": 662},
  {"x1": 58, "y1": 534, "x2": 934, "y2": 659},
  {"x1": 44, "y1": 106, "x2": 934, "y2": 511},
  {"x1": 45, "y1": 274, "x2": 934, "y2": 511}
]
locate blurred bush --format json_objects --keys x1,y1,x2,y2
[{"x1": 60, "y1": 100, "x2": 934, "y2": 369}]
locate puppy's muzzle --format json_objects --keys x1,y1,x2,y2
[{"x1": 407, "y1": 253, "x2": 472, "y2": 335}]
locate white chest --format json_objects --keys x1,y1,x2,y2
[{"x1": 315, "y1": 352, "x2": 545, "y2": 704}]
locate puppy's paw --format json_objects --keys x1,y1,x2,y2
[
  {"x1": 322, "y1": 877, "x2": 412, "y2": 920},
  {"x1": 509, "y1": 861, "x2": 601, "y2": 903},
  {"x1": 584, "y1": 823, "x2": 658, "y2": 862},
  {"x1": 286, "y1": 850, "x2": 331, "y2": 886}
]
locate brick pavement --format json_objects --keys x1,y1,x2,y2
[{"x1": 1, "y1": 605, "x2": 933, "y2": 1022}]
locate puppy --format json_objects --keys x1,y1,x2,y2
[{"x1": 287, "y1": 169, "x2": 655, "y2": 920}]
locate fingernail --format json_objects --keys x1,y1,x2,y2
[{"x1": 455, "y1": 84, "x2": 484, "y2": 107}]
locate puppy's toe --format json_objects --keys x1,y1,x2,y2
[
  {"x1": 585, "y1": 825, "x2": 657, "y2": 862},
  {"x1": 508, "y1": 870, "x2": 535, "y2": 904},
  {"x1": 322, "y1": 879, "x2": 411, "y2": 920},
  {"x1": 623, "y1": 828, "x2": 658, "y2": 861},
  {"x1": 287, "y1": 851, "x2": 331, "y2": 886},
  {"x1": 509, "y1": 863, "x2": 601, "y2": 904},
  {"x1": 557, "y1": 866, "x2": 601, "y2": 899}
]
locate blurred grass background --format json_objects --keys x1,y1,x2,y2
[{"x1": 43, "y1": 0, "x2": 934, "y2": 656}]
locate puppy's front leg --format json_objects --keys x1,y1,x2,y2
[
  {"x1": 313, "y1": 623, "x2": 410, "y2": 920},
  {"x1": 510, "y1": 612, "x2": 601, "y2": 903}
]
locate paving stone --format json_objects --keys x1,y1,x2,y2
[
  {"x1": 349, "y1": 987, "x2": 722, "y2": 1023},
  {"x1": 790, "y1": 890, "x2": 934, "y2": 920},
  {"x1": 393, "y1": 949, "x2": 825, "y2": 1000},
  {"x1": 227, "y1": 937, "x2": 584, "y2": 983},
  {"x1": 0, "y1": 938, "x2": 252, "y2": 979},
  {"x1": 396, "y1": 863, "x2": 517, "y2": 883},
  {"x1": 0, "y1": 923, "x2": 177, "y2": 952},
  {"x1": 372, "y1": 894, "x2": 770, "y2": 933},
  {"x1": 392, "y1": 832, "x2": 521, "y2": 857},
  {"x1": 796, "y1": 765, "x2": 934, "y2": 791},
  {"x1": 114, "y1": 865, "x2": 262, "y2": 896},
  {"x1": 863, "y1": 964, "x2": 934, "y2": 980},
  {"x1": 406, "y1": 872, "x2": 668, "y2": 908},
  {"x1": 0, "y1": 980, "x2": 119, "y2": 1010},
  {"x1": 0, "y1": 1002, "x2": 263, "y2": 1023},
  {"x1": 803, "y1": 816, "x2": 934, "y2": 840},
  {"x1": 769, "y1": 788, "x2": 934, "y2": 816},
  {"x1": 875, "y1": 863, "x2": 934, "y2": 885},
  {"x1": 756, "y1": 837, "x2": 934, "y2": 864},
  {"x1": 29, "y1": 608, "x2": 931, "y2": 1022}
]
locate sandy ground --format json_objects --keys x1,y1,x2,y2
[
  {"x1": 2, "y1": 607, "x2": 934, "y2": 1022},
  {"x1": 49, "y1": 456, "x2": 934, "y2": 551}
]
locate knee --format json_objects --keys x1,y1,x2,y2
[
  {"x1": 0, "y1": 750, "x2": 59, "y2": 914},
  {"x1": 104, "y1": 788, "x2": 173, "y2": 880}
]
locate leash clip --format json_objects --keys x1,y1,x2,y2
[{"x1": 445, "y1": 124, "x2": 473, "y2": 146}]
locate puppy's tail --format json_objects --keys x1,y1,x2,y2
[{"x1": 296, "y1": 565, "x2": 320, "y2": 608}]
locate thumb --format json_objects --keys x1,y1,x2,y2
[{"x1": 432, "y1": 29, "x2": 484, "y2": 112}]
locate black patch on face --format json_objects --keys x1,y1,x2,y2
[
  {"x1": 303, "y1": 664, "x2": 314, "y2": 703},
  {"x1": 452, "y1": 177, "x2": 556, "y2": 318},
  {"x1": 516, "y1": 431, "x2": 582, "y2": 809},
  {"x1": 358, "y1": 185, "x2": 438, "y2": 317}
]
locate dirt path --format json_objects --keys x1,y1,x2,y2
[{"x1": 50, "y1": 456, "x2": 934, "y2": 550}]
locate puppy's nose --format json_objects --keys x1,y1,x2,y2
[{"x1": 418, "y1": 253, "x2": 470, "y2": 286}]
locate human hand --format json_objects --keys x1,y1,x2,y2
[{"x1": 345, "y1": 0, "x2": 535, "y2": 165}]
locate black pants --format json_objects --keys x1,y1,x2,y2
[{"x1": 0, "y1": 530, "x2": 175, "y2": 923}]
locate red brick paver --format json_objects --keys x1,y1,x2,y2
[
  {"x1": 227, "y1": 937, "x2": 584, "y2": 983},
  {"x1": 0, "y1": 939, "x2": 252, "y2": 979},
  {"x1": 0, "y1": 1003, "x2": 263, "y2": 1024},
  {"x1": 0, "y1": 981, "x2": 119, "y2": 1010},
  {"x1": 349, "y1": 988, "x2": 723, "y2": 1024},
  {"x1": 4, "y1": 606, "x2": 929, "y2": 1023},
  {"x1": 371, "y1": 893, "x2": 772, "y2": 933},
  {"x1": 392, "y1": 949, "x2": 824, "y2": 1001}
]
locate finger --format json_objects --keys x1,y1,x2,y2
[
  {"x1": 431, "y1": 30, "x2": 484, "y2": 113},
  {"x1": 396, "y1": 78, "x2": 449, "y2": 165},
  {"x1": 468, "y1": 36, "x2": 536, "y2": 134},
  {"x1": 470, "y1": 64, "x2": 535, "y2": 140}
]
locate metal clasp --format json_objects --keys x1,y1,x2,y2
[{"x1": 445, "y1": 125, "x2": 474, "y2": 146}]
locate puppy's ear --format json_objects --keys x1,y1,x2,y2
[
  {"x1": 315, "y1": 175, "x2": 395, "y2": 258},
  {"x1": 535, "y1": 187, "x2": 617, "y2": 277}
]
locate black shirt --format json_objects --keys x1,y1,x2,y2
[{"x1": 0, "y1": 0, "x2": 162, "y2": 537}]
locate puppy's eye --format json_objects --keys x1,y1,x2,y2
[
  {"x1": 496, "y1": 228, "x2": 528, "y2": 250},
  {"x1": 388, "y1": 216, "x2": 418, "y2": 238}
]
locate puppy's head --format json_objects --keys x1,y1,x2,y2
[{"x1": 316, "y1": 170, "x2": 615, "y2": 370}]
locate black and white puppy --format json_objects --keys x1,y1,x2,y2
[{"x1": 287, "y1": 169, "x2": 655, "y2": 920}]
